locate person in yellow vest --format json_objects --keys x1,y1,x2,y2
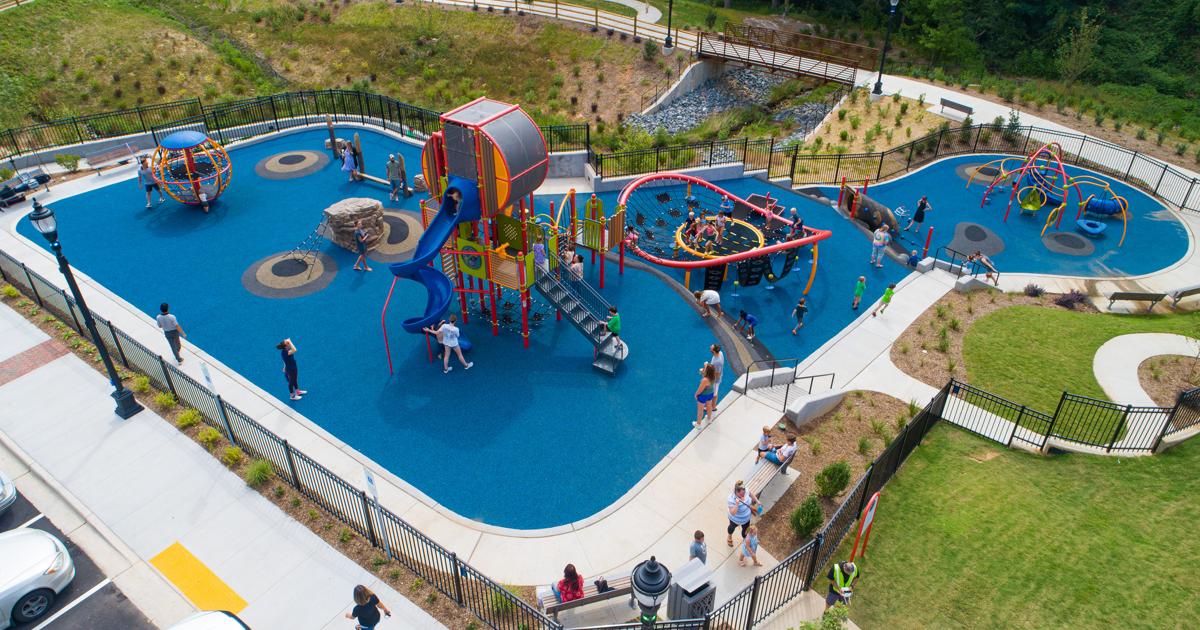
[{"x1": 825, "y1": 560, "x2": 858, "y2": 610}]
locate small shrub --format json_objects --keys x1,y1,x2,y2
[
  {"x1": 244, "y1": 458, "x2": 272, "y2": 486},
  {"x1": 857, "y1": 436, "x2": 872, "y2": 456},
  {"x1": 221, "y1": 446, "x2": 245, "y2": 467},
  {"x1": 388, "y1": 569, "x2": 402, "y2": 580},
  {"x1": 849, "y1": 115, "x2": 861, "y2": 130},
  {"x1": 371, "y1": 555, "x2": 389, "y2": 569},
  {"x1": 642, "y1": 38, "x2": 658, "y2": 61},
  {"x1": 489, "y1": 586, "x2": 518, "y2": 615},
  {"x1": 808, "y1": 438, "x2": 823, "y2": 456},
  {"x1": 306, "y1": 508, "x2": 319, "y2": 520},
  {"x1": 197, "y1": 427, "x2": 221, "y2": 450},
  {"x1": 175, "y1": 408, "x2": 202, "y2": 429},
  {"x1": 948, "y1": 317, "x2": 961, "y2": 332},
  {"x1": 839, "y1": 130, "x2": 850, "y2": 142},
  {"x1": 273, "y1": 486, "x2": 286, "y2": 499},
  {"x1": 339, "y1": 528, "x2": 353, "y2": 544},
  {"x1": 54, "y1": 154, "x2": 82, "y2": 172},
  {"x1": 869, "y1": 419, "x2": 888, "y2": 439},
  {"x1": 1176, "y1": 143, "x2": 1189, "y2": 157},
  {"x1": 935, "y1": 305, "x2": 947, "y2": 319},
  {"x1": 704, "y1": 8, "x2": 717, "y2": 28},
  {"x1": 411, "y1": 578, "x2": 425, "y2": 591},
  {"x1": 898, "y1": 341, "x2": 909, "y2": 354},
  {"x1": 2, "y1": 285, "x2": 20, "y2": 299},
  {"x1": 1023, "y1": 283, "x2": 1045, "y2": 297},
  {"x1": 789, "y1": 495, "x2": 823, "y2": 539},
  {"x1": 907, "y1": 399, "x2": 920, "y2": 416},
  {"x1": 425, "y1": 592, "x2": 437, "y2": 605},
  {"x1": 290, "y1": 497, "x2": 301, "y2": 508},
  {"x1": 838, "y1": 109, "x2": 848, "y2": 121},
  {"x1": 154, "y1": 392, "x2": 177, "y2": 410},
  {"x1": 815, "y1": 461, "x2": 851, "y2": 498},
  {"x1": 895, "y1": 414, "x2": 908, "y2": 432},
  {"x1": 1054, "y1": 289, "x2": 1089, "y2": 310},
  {"x1": 947, "y1": 358, "x2": 957, "y2": 373},
  {"x1": 131, "y1": 375, "x2": 150, "y2": 393}
]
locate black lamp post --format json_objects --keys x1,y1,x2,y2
[
  {"x1": 28, "y1": 199, "x2": 144, "y2": 419},
  {"x1": 872, "y1": 0, "x2": 901, "y2": 96},
  {"x1": 631, "y1": 556, "x2": 671, "y2": 628},
  {"x1": 663, "y1": 0, "x2": 674, "y2": 50}
]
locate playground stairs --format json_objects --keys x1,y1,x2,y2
[{"x1": 533, "y1": 268, "x2": 625, "y2": 375}]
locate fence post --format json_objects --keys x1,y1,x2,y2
[
  {"x1": 709, "y1": 139, "x2": 715, "y2": 167},
  {"x1": 357, "y1": 92, "x2": 366, "y2": 124},
  {"x1": 932, "y1": 129, "x2": 944, "y2": 156},
  {"x1": 767, "y1": 137, "x2": 776, "y2": 176},
  {"x1": 1182, "y1": 179, "x2": 1197, "y2": 212},
  {"x1": 359, "y1": 490, "x2": 379, "y2": 547},
  {"x1": 1043, "y1": 392, "x2": 1069, "y2": 445},
  {"x1": 789, "y1": 144, "x2": 799, "y2": 183},
  {"x1": 269, "y1": 95, "x2": 280, "y2": 129},
  {"x1": 1074, "y1": 136, "x2": 1086, "y2": 165},
  {"x1": 301, "y1": 92, "x2": 310, "y2": 126},
  {"x1": 1154, "y1": 166, "x2": 1168, "y2": 196},
  {"x1": 60, "y1": 289, "x2": 82, "y2": 332},
  {"x1": 1151, "y1": 405, "x2": 1177, "y2": 453},
  {"x1": 22, "y1": 265, "x2": 43, "y2": 307},
  {"x1": 1007, "y1": 405, "x2": 1025, "y2": 447},
  {"x1": 158, "y1": 356, "x2": 178, "y2": 397},
  {"x1": 856, "y1": 465, "x2": 875, "y2": 514},
  {"x1": 972, "y1": 125, "x2": 981, "y2": 152},
  {"x1": 834, "y1": 153, "x2": 842, "y2": 183},
  {"x1": 450, "y1": 552, "x2": 465, "y2": 604},
  {"x1": 742, "y1": 137, "x2": 749, "y2": 165},
  {"x1": 804, "y1": 533, "x2": 824, "y2": 587},
  {"x1": 136, "y1": 107, "x2": 148, "y2": 133},
  {"x1": 1020, "y1": 127, "x2": 1033, "y2": 154},
  {"x1": 72, "y1": 117, "x2": 85, "y2": 144},
  {"x1": 215, "y1": 395, "x2": 238, "y2": 446},
  {"x1": 743, "y1": 575, "x2": 763, "y2": 630},
  {"x1": 1125, "y1": 151, "x2": 1138, "y2": 179},
  {"x1": 1107, "y1": 405, "x2": 1131, "y2": 452},
  {"x1": 875, "y1": 151, "x2": 884, "y2": 180},
  {"x1": 283, "y1": 439, "x2": 300, "y2": 487}
]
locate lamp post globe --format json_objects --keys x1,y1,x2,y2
[
  {"x1": 872, "y1": 0, "x2": 901, "y2": 96},
  {"x1": 631, "y1": 556, "x2": 671, "y2": 628},
  {"x1": 27, "y1": 199, "x2": 144, "y2": 420}
]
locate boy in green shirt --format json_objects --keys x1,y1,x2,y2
[
  {"x1": 606, "y1": 306, "x2": 621, "y2": 341},
  {"x1": 851, "y1": 276, "x2": 866, "y2": 310},
  {"x1": 872, "y1": 283, "x2": 896, "y2": 317}
]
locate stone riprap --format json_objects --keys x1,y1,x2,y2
[{"x1": 625, "y1": 69, "x2": 788, "y2": 135}]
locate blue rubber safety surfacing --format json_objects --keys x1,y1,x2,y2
[{"x1": 19, "y1": 129, "x2": 909, "y2": 528}]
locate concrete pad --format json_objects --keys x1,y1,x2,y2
[
  {"x1": 0, "y1": 305, "x2": 48, "y2": 362},
  {"x1": 468, "y1": 530, "x2": 591, "y2": 585}
]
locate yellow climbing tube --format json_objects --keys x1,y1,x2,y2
[
  {"x1": 1040, "y1": 204, "x2": 1064, "y2": 237},
  {"x1": 803, "y1": 241, "x2": 819, "y2": 295}
]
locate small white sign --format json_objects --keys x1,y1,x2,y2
[
  {"x1": 364, "y1": 466, "x2": 379, "y2": 502},
  {"x1": 200, "y1": 362, "x2": 216, "y2": 392}
]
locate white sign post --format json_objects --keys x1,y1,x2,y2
[
  {"x1": 201, "y1": 361, "x2": 235, "y2": 442},
  {"x1": 364, "y1": 467, "x2": 392, "y2": 558}
]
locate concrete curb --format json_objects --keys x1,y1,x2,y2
[{"x1": 0, "y1": 428, "x2": 195, "y2": 627}]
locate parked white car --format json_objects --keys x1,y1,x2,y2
[
  {"x1": 0, "y1": 469, "x2": 16, "y2": 515},
  {"x1": 166, "y1": 611, "x2": 252, "y2": 629},
  {"x1": 0, "y1": 528, "x2": 76, "y2": 628}
]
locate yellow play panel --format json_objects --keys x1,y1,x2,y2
[{"x1": 150, "y1": 542, "x2": 247, "y2": 613}]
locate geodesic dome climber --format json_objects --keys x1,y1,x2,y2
[{"x1": 150, "y1": 130, "x2": 232, "y2": 208}]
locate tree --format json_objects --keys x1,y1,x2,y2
[{"x1": 1055, "y1": 8, "x2": 1102, "y2": 85}]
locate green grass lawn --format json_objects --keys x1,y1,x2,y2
[
  {"x1": 963, "y1": 305, "x2": 1200, "y2": 413},
  {"x1": 836, "y1": 424, "x2": 1200, "y2": 630},
  {"x1": 548, "y1": 0, "x2": 639, "y2": 19}
]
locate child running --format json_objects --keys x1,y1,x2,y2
[
  {"x1": 791, "y1": 297, "x2": 809, "y2": 334},
  {"x1": 872, "y1": 283, "x2": 896, "y2": 317}
]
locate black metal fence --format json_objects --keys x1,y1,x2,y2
[
  {"x1": 591, "y1": 123, "x2": 1200, "y2": 214},
  {"x1": 942, "y1": 379, "x2": 1196, "y2": 454},
  {"x1": 6, "y1": 242, "x2": 1199, "y2": 628},
  {"x1": 0, "y1": 90, "x2": 590, "y2": 159}
]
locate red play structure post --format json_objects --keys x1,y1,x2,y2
[
  {"x1": 836, "y1": 176, "x2": 846, "y2": 208},
  {"x1": 458, "y1": 271, "x2": 469, "y2": 324},
  {"x1": 862, "y1": 177, "x2": 869, "y2": 197},
  {"x1": 182, "y1": 147, "x2": 202, "y2": 201},
  {"x1": 923, "y1": 226, "x2": 934, "y2": 258}
]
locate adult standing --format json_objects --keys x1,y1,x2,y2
[
  {"x1": 423, "y1": 315, "x2": 473, "y2": 373},
  {"x1": 385, "y1": 153, "x2": 408, "y2": 201},
  {"x1": 138, "y1": 158, "x2": 165, "y2": 208},
  {"x1": 156, "y1": 302, "x2": 186, "y2": 364},
  {"x1": 277, "y1": 338, "x2": 306, "y2": 401},
  {"x1": 344, "y1": 585, "x2": 391, "y2": 629},
  {"x1": 825, "y1": 561, "x2": 859, "y2": 611},
  {"x1": 708, "y1": 344, "x2": 724, "y2": 400},
  {"x1": 869, "y1": 225, "x2": 891, "y2": 268},
  {"x1": 725, "y1": 480, "x2": 759, "y2": 546},
  {"x1": 353, "y1": 219, "x2": 373, "y2": 272},
  {"x1": 905, "y1": 196, "x2": 931, "y2": 233},
  {"x1": 692, "y1": 289, "x2": 724, "y2": 318},
  {"x1": 694, "y1": 363, "x2": 717, "y2": 428}
]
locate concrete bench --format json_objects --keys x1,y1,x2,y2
[
  {"x1": 536, "y1": 568, "x2": 633, "y2": 621},
  {"x1": 1171, "y1": 285, "x2": 1200, "y2": 307},
  {"x1": 1107, "y1": 291, "x2": 1166, "y2": 310},
  {"x1": 745, "y1": 444, "x2": 795, "y2": 501},
  {"x1": 939, "y1": 98, "x2": 974, "y2": 117}
]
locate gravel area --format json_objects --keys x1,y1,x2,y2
[
  {"x1": 1137, "y1": 355, "x2": 1200, "y2": 408},
  {"x1": 774, "y1": 101, "x2": 834, "y2": 145},
  {"x1": 625, "y1": 68, "x2": 788, "y2": 134}
]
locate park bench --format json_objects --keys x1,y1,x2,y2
[
  {"x1": 535, "y1": 568, "x2": 633, "y2": 621},
  {"x1": 939, "y1": 98, "x2": 974, "y2": 118},
  {"x1": 85, "y1": 141, "x2": 152, "y2": 173},
  {"x1": 1170, "y1": 284, "x2": 1200, "y2": 307},
  {"x1": 1106, "y1": 291, "x2": 1166, "y2": 310},
  {"x1": 745, "y1": 442, "x2": 796, "y2": 502}
]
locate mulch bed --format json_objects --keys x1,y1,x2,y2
[
  {"x1": 1138, "y1": 355, "x2": 1200, "y2": 408},
  {"x1": 756, "y1": 391, "x2": 913, "y2": 556},
  {"x1": 889, "y1": 288, "x2": 1097, "y2": 389}
]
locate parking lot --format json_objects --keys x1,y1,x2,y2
[{"x1": 1, "y1": 491, "x2": 156, "y2": 630}]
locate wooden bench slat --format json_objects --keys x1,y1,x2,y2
[{"x1": 939, "y1": 98, "x2": 973, "y2": 115}]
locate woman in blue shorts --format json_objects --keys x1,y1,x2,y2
[{"x1": 694, "y1": 363, "x2": 717, "y2": 428}]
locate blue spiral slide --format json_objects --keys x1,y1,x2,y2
[{"x1": 388, "y1": 176, "x2": 481, "y2": 343}]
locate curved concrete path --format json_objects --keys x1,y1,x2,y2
[{"x1": 1094, "y1": 333, "x2": 1200, "y2": 407}]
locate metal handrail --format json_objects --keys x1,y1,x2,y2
[{"x1": 932, "y1": 245, "x2": 1000, "y2": 284}]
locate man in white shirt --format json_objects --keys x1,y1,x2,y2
[
  {"x1": 692, "y1": 289, "x2": 724, "y2": 317},
  {"x1": 155, "y1": 302, "x2": 186, "y2": 364},
  {"x1": 423, "y1": 315, "x2": 473, "y2": 374}
]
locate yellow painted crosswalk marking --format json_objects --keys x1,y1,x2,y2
[{"x1": 150, "y1": 542, "x2": 247, "y2": 613}]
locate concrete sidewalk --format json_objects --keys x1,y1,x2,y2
[{"x1": 0, "y1": 302, "x2": 444, "y2": 629}]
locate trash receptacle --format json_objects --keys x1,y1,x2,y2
[{"x1": 667, "y1": 558, "x2": 716, "y2": 620}]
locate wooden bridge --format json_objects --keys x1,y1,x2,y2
[{"x1": 698, "y1": 24, "x2": 877, "y2": 86}]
